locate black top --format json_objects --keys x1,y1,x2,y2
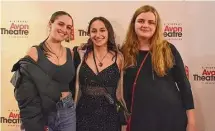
[
  {"x1": 124, "y1": 43, "x2": 194, "y2": 131},
  {"x1": 35, "y1": 44, "x2": 75, "y2": 92},
  {"x1": 11, "y1": 56, "x2": 68, "y2": 131}
]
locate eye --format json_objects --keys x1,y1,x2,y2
[
  {"x1": 149, "y1": 20, "x2": 156, "y2": 25},
  {"x1": 67, "y1": 26, "x2": 72, "y2": 30},
  {"x1": 137, "y1": 19, "x2": 144, "y2": 24},
  {"x1": 58, "y1": 22, "x2": 64, "y2": 26},
  {"x1": 100, "y1": 29, "x2": 106, "y2": 32},
  {"x1": 91, "y1": 29, "x2": 97, "y2": 33}
]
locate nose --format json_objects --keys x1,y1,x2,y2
[
  {"x1": 95, "y1": 32, "x2": 101, "y2": 38},
  {"x1": 60, "y1": 26, "x2": 68, "y2": 34},
  {"x1": 141, "y1": 21, "x2": 149, "y2": 28}
]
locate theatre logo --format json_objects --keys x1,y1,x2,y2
[
  {"x1": 163, "y1": 23, "x2": 182, "y2": 41},
  {"x1": 193, "y1": 66, "x2": 215, "y2": 85},
  {"x1": 78, "y1": 29, "x2": 89, "y2": 37},
  {"x1": 0, "y1": 109, "x2": 21, "y2": 127},
  {"x1": 0, "y1": 20, "x2": 29, "y2": 38}
]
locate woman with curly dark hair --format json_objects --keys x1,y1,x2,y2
[{"x1": 74, "y1": 16, "x2": 126, "y2": 131}]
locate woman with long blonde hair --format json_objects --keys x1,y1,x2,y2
[{"x1": 122, "y1": 5, "x2": 196, "y2": 131}]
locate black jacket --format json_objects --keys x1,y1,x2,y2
[{"x1": 10, "y1": 56, "x2": 62, "y2": 131}]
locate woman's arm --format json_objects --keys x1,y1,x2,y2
[
  {"x1": 116, "y1": 52, "x2": 125, "y2": 102},
  {"x1": 171, "y1": 44, "x2": 197, "y2": 131},
  {"x1": 72, "y1": 46, "x2": 82, "y2": 103},
  {"x1": 13, "y1": 46, "x2": 45, "y2": 131},
  {"x1": 14, "y1": 70, "x2": 45, "y2": 131},
  {"x1": 116, "y1": 52, "x2": 129, "y2": 128}
]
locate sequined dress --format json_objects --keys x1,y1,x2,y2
[{"x1": 76, "y1": 59, "x2": 121, "y2": 131}]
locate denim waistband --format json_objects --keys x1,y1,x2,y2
[{"x1": 56, "y1": 93, "x2": 74, "y2": 109}]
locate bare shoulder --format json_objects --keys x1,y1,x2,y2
[
  {"x1": 26, "y1": 47, "x2": 38, "y2": 62},
  {"x1": 117, "y1": 52, "x2": 124, "y2": 61},
  {"x1": 116, "y1": 52, "x2": 124, "y2": 70}
]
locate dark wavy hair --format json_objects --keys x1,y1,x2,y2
[{"x1": 84, "y1": 16, "x2": 118, "y2": 60}]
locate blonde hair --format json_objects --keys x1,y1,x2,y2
[{"x1": 121, "y1": 5, "x2": 174, "y2": 77}]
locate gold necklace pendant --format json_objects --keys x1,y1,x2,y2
[
  {"x1": 95, "y1": 51, "x2": 108, "y2": 67},
  {"x1": 98, "y1": 62, "x2": 103, "y2": 67}
]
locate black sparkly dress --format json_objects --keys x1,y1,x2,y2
[{"x1": 76, "y1": 58, "x2": 121, "y2": 131}]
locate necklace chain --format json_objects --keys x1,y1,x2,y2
[
  {"x1": 46, "y1": 42, "x2": 63, "y2": 65},
  {"x1": 95, "y1": 51, "x2": 109, "y2": 67}
]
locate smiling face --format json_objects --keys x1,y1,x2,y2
[
  {"x1": 89, "y1": 20, "x2": 108, "y2": 47},
  {"x1": 134, "y1": 12, "x2": 157, "y2": 40},
  {"x1": 49, "y1": 15, "x2": 73, "y2": 42}
]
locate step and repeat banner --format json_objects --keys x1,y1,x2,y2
[{"x1": 1, "y1": 1, "x2": 215, "y2": 131}]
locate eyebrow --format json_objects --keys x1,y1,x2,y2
[
  {"x1": 137, "y1": 18, "x2": 155, "y2": 21},
  {"x1": 58, "y1": 21, "x2": 73, "y2": 27},
  {"x1": 100, "y1": 27, "x2": 106, "y2": 30},
  {"x1": 91, "y1": 27, "x2": 106, "y2": 30}
]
